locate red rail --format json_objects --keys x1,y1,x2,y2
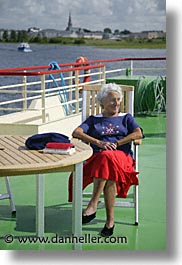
[
  {"x1": 0, "y1": 57, "x2": 166, "y2": 76},
  {"x1": 0, "y1": 64, "x2": 105, "y2": 76}
]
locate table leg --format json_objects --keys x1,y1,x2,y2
[
  {"x1": 72, "y1": 162, "x2": 83, "y2": 250},
  {"x1": 36, "y1": 174, "x2": 44, "y2": 237}
]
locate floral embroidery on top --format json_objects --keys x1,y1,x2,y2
[{"x1": 101, "y1": 124, "x2": 120, "y2": 135}]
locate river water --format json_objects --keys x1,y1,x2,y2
[{"x1": 0, "y1": 43, "x2": 166, "y2": 72}]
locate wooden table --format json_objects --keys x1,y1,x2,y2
[{"x1": 0, "y1": 135, "x2": 93, "y2": 250}]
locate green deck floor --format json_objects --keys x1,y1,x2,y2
[{"x1": 0, "y1": 114, "x2": 166, "y2": 251}]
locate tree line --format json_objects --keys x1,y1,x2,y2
[
  {"x1": 0, "y1": 29, "x2": 166, "y2": 47},
  {"x1": 0, "y1": 30, "x2": 45, "y2": 43},
  {"x1": 0, "y1": 28, "x2": 132, "y2": 43}
]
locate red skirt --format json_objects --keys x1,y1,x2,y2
[{"x1": 68, "y1": 150, "x2": 139, "y2": 202}]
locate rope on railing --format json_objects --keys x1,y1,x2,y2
[
  {"x1": 48, "y1": 61, "x2": 75, "y2": 115},
  {"x1": 0, "y1": 57, "x2": 166, "y2": 116}
]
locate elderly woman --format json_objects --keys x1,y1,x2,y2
[{"x1": 68, "y1": 83, "x2": 143, "y2": 237}]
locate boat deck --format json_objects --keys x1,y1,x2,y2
[{"x1": 0, "y1": 114, "x2": 166, "y2": 250}]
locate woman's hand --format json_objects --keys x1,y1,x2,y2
[
  {"x1": 72, "y1": 127, "x2": 117, "y2": 151},
  {"x1": 97, "y1": 141, "x2": 117, "y2": 150}
]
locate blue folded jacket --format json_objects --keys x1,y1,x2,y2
[{"x1": 25, "y1": 132, "x2": 70, "y2": 150}]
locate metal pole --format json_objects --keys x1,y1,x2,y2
[
  {"x1": 72, "y1": 162, "x2": 83, "y2": 250},
  {"x1": 22, "y1": 72, "x2": 27, "y2": 111},
  {"x1": 36, "y1": 174, "x2": 45, "y2": 237},
  {"x1": 41, "y1": 75, "x2": 46, "y2": 123},
  {"x1": 130, "y1": 60, "x2": 133, "y2": 76}
]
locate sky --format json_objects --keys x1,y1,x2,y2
[{"x1": 0, "y1": 0, "x2": 166, "y2": 33}]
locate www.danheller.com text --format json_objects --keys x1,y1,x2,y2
[{"x1": 3, "y1": 233, "x2": 128, "y2": 244}]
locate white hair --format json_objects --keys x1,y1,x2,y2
[{"x1": 97, "y1": 83, "x2": 123, "y2": 105}]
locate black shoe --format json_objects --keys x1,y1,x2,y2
[
  {"x1": 100, "y1": 224, "x2": 115, "y2": 237},
  {"x1": 82, "y1": 212, "x2": 96, "y2": 224}
]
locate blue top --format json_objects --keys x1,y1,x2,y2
[{"x1": 79, "y1": 113, "x2": 140, "y2": 155}]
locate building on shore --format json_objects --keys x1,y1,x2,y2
[
  {"x1": 27, "y1": 12, "x2": 103, "y2": 40},
  {"x1": 0, "y1": 12, "x2": 166, "y2": 41}
]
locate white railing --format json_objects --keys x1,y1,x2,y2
[{"x1": 0, "y1": 57, "x2": 166, "y2": 122}]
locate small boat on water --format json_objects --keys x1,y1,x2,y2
[{"x1": 17, "y1": 42, "x2": 32, "y2": 52}]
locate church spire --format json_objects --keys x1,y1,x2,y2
[{"x1": 67, "y1": 11, "x2": 72, "y2": 31}]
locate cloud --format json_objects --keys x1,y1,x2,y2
[{"x1": 0, "y1": 0, "x2": 166, "y2": 32}]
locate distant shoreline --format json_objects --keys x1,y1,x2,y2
[
  {"x1": 81, "y1": 38, "x2": 166, "y2": 49},
  {"x1": 0, "y1": 38, "x2": 166, "y2": 49}
]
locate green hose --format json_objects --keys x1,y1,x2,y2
[{"x1": 135, "y1": 76, "x2": 166, "y2": 114}]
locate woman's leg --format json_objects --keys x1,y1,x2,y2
[
  {"x1": 103, "y1": 180, "x2": 116, "y2": 228},
  {"x1": 83, "y1": 177, "x2": 106, "y2": 216}
]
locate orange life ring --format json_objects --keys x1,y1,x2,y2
[{"x1": 73, "y1": 56, "x2": 91, "y2": 92}]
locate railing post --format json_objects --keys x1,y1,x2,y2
[
  {"x1": 69, "y1": 66, "x2": 73, "y2": 104},
  {"x1": 22, "y1": 72, "x2": 27, "y2": 111},
  {"x1": 41, "y1": 74, "x2": 46, "y2": 123},
  {"x1": 130, "y1": 60, "x2": 133, "y2": 76},
  {"x1": 75, "y1": 70, "x2": 79, "y2": 114},
  {"x1": 101, "y1": 65, "x2": 106, "y2": 84}
]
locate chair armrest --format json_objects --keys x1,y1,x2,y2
[{"x1": 133, "y1": 139, "x2": 142, "y2": 145}]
